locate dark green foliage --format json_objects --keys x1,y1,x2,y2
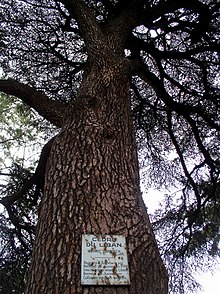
[{"x1": 0, "y1": 214, "x2": 30, "y2": 294}]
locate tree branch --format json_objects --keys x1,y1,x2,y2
[
  {"x1": 185, "y1": 115, "x2": 216, "y2": 174},
  {"x1": 0, "y1": 79, "x2": 67, "y2": 127},
  {"x1": 147, "y1": 0, "x2": 211, "y2": 41},
  {"x1": 0, "y1": 135, "x2": 56, "y2": 250},
  {"x1": 0, "y1": 136, "x2": 56, "y2": 207},
  {"x1": 60, "y1": 0, "x2": 146, "y2": 55},
  {"x1": 167, "y1": 110, "x2": 201, "y2": 208},
  {"x1": 131, "y1": 58, "x2": 220, "y2": 132},
  {"x1": 127, "y1": 34, "x2": 219, "y2": 60},
  {"x1": 59, "y1": 0, "x2": 105, "y2": 56},
  {"x1": 103, "y1": 0, "x2": 147, "y2": 43}
]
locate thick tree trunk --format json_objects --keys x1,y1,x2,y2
[{"x1": 25, "y1": 55, "x2": 168, "y2": 293}]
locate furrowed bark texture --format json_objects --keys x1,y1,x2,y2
[{"x1": 25, "y1": 53, "x2": 168, "y2": 293}]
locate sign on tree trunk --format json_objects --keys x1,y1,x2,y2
[{"x1": 81, "y1": 234, "x2": 130, "y2": 285}]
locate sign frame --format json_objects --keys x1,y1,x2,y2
[{"x1": 81, "y1": 234, "x2": 130, "y2": 286}]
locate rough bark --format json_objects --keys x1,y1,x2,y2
[{"x1": 25, "y1": 51, "x2": 168, "y2": 293}]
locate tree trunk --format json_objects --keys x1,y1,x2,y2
[{"x1": 25, "y1": 55, "x2": 168, "y2": 293}]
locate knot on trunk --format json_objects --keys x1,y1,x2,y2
[{"x1": 103, "y1": 126, "x2": 115, "y2": 140}]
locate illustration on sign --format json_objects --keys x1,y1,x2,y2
[{"x1": 81, "y1": 234, "x2": 130, "y2": 285}]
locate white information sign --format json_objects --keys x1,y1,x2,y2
[{"x1": 81, "y1": 234, "x2": 130, "y2": 285}]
